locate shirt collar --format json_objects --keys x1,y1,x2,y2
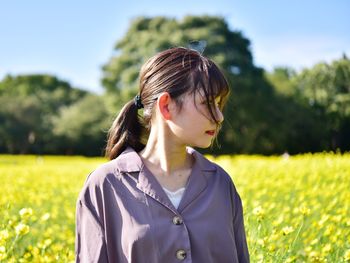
[{"x1": 115, "y1": 146, "x2": 216, "y2": 214}]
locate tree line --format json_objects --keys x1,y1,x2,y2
[{"x1": 0, "y1": 16, "x2": 349, "y2": 156}]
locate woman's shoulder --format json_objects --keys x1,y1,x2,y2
[
  {"x1": 77, "y1": 159, "x2": 119, "y2": 202},
  {"x1": 84, "y1": 147, "x2": 141, "y2": 186},
  {"x1": 84, "y1": 159, "x2": 120, "y2": 185}
]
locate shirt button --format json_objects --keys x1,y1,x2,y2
[
  {"x1": 176, "y1": 249, "x2": 187, "y2": 260},
  {"x1": 172, "y1": 216, "x2": 183, "y2": 225}
]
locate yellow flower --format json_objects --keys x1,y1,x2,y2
[
  {"x1": 322, "y1": 244, "x2": 332, "y2": 254},
  {"x1": 318, "y1": 214, "x2": 329, "y2": 226},
  {"x1": 257, "y1": 237, "x2": 268, "y2": 247},
  {"x1": 15, "y1": 223, "x2": 29, "y2": 236},
  {"x1": 19, "y1": 208, "x2": 33, "y2": 219},
  {"x1": 332, "y1": 215, "x2": 342, "y2": 223},
  {"x1": 32, "y1": 247, "x2": 40, "y2": 256},
  {"x1": 344, "y1": 249, "x2": 350, "y2": 261},
  {"x1": 256, "y1": 253, "x2": 264, "y2": 263},
  {"x1": 44, "y1": 238, "x2": 52, "y2": 247},
  {"x1": 38, "y1": 238, "x2": 53, "y2": 249},
  {"x1": 23, "y1": 252, "x2": 32, "y2": 259},
  {"x1": 253, "y1": 205, "x2": 265, "y2": 220},
  {"x1": 310, "y1": 238, "x2": 318, "y2": 245},
  {"x1": 308, "y1": 251, "x2": 324, "y2": 262},
  {"x1": 299, "y1": 205, "x2": 310, "y2": 216},
  {"x1": 282, "y1": 226, "x2": 294, "y2": 236},
  {"x1": 0, "y1": 246, "x2": 6, "y2": 261},
  {"x1": 7, "y1": 220, "x2": 16, "y2": 228},
  {"x1": 285, "y1": 256, "x2": 297, "y2": 263},
  {"x1": 268, "y1": 244, "x2": 276, "y2": 252},
  {"x1": 346, "y1": 219, "x2": 350, "y2": 227},
  {"x1": 272, "y1": 215, "x2": 284, "y2": 226},
  {"x1": 40, "y1": 213, "x2": 50, "y2": 221},
  {"x1": 324, "y1": 225, "x2": 334, "y2": 236},
  {"x1": 0, "y1": 230, "x2": 9, "y2": 242}
]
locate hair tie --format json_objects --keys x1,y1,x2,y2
[{"x1": 134, "y1": 95, "x2": 144, "y2": 109}]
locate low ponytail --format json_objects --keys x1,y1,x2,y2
[{"x1": 105, "y1": 99, "x2": 145, "y2": 160}]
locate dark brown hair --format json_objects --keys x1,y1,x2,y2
[{"x1": 105, "y1": 47, "x2": 230, "y2": 159}]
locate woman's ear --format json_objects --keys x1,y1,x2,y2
[{"x1": 157, "y1": 92, "x2": 172, "y2": 120}]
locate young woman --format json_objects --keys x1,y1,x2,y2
[{"x1": 75, "y1": 47, "x2": 250, "y2": 262}]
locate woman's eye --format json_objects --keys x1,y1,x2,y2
[
  {"x1": 201, "y1": 101, "x2": 213, "y2": 106},
  {"x1": 200, "y1": 99, "x2": 220, "y2": 107}
]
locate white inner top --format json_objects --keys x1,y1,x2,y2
[{"x1": 162, "y1": 187, "x2": 186, "y2": 209}]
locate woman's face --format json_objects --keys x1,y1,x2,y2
[{"x1": 167, "y1": 91, "x2": 224, "y2": 148}]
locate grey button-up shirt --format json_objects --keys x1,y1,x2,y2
[{"x1": 75, "y1": 147, "x2": 250, "y2": 263}]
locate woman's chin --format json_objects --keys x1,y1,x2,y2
[{"x1": 192, "y1": 141, "x2": 212, "y2": 149}]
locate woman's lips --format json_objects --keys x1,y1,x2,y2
[{"x1": 205, "y1": 130, "x2": 215, "y2": 136}]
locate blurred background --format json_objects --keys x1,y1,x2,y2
[{"x1": 1, "y1": 0, "x2": 349, "y2": 156}]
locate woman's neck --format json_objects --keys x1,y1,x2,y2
[{"x1": 138, "y1": 126, "x2": 193, "y2": 177}]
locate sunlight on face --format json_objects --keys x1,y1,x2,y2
[{"x1": 193, "y1": 91, "x2": 223, "y2": 123}]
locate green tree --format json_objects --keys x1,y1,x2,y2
[
  {"x1": 0, "y1": 74, "x2": 87, "y2": 154},
  {"x1": 51, "y1": 94, "x2": 111, "y2": 155},
  {"x1": 294, "y1": 55, "x2": 350, "y2": 150},
  {"x1": 101, "y1": 15, "x2": 316, "y2": 154},
  {"x1": 265, "y1": 67, "x2": 297, "y2": 97},
  {"x1": 0, "y1": 95, "x2": 42, "y2": 153}
]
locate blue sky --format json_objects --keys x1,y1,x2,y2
[{"x1": 1, "y1": 0, "x2": 349, "y2": 93}]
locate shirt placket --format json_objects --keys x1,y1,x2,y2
[{"x1": 136, "y1": 164, "x2": 208, "y2": 262}]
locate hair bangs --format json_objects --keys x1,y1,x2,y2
[
  {"x1": 207, "y1": 62, "x2": 230, "y2": 109},
  {"x1": 190, "y1": 59, "x2": 230, "y2": 124}
]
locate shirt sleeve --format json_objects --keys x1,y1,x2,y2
[
  {"x1": 75, "y1": 198, "x2": 108, "y2": 263},
  {"x1": 231, "y1": 184, "x2": 250, "y2": 263}
]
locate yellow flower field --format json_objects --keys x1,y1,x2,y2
[{"x1": 0, "y1": 152, "x2": 349, "y2": 262}]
